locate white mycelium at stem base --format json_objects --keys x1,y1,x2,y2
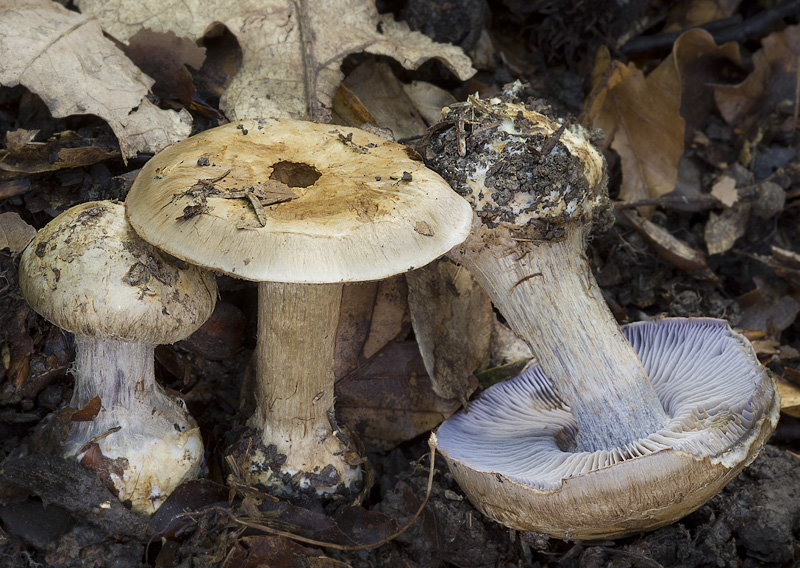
[
  {"x1": 66, "y1": 337, "x2": 203, "y2": 514},
  {"x1": 425, "y1": 94, "x2": 668, "y2": 452}
]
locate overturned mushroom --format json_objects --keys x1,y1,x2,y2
[
  {"x1": 125, "y1": 118, "x2": 473, "y2": 499},
  {"x1": 18, "y1": 201, "x2": 217, "y2": 515},
  {"x1": 423, "y1": 91, "x2": 779, "y2": 538}
]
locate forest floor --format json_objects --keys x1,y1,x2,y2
[{"x1": 1, "y1": 0, "x2": 800, "y2": 566}]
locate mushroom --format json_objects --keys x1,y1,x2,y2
[
  {"x1": 18, "y1": 201, "x2": 217, "y2": 515},
  {"x1": 124, "y1": 118, "x2": 473, "y2": 498},
  {"x1": 421, "y1": 92, "x2": 779, "y2": 538}
]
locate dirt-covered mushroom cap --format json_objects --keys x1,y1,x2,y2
[
  {"x1": 424, "y1": 96, "x2": 609, "y2": 232},
  {"x1": 19, "y1": 201, "x2": 217, "y2": 345},
  {"x1": 434, "y1": 318, "x2": 779, "y2": 540},
  {"x1": 125, "y1": 118, "x2": 473, "y2": 283}
]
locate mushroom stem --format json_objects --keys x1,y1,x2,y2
[
  {"x1": 451, "y1": 221, "x2": 668, "y2": 452},
  {"x1": 63, "y1": 335, "x2": 203, "y2": 514},
  {"x1": 71, "y1": 337, "x2": 159, "y2": 416},
  {"x1": 249, "y1": 281, "x2": 359, "y2": 491}
]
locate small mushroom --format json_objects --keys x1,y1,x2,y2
[
  {"x1": 124, "y1": 118, "x2": 473, "y2": 498},
  {"x1": 18, "y1": 201, "x2": 217, "y2": 515},
  {"x1": 422, "y1": 91, "x2": 779, "y2": 538}
]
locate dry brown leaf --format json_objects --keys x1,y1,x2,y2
[
  {"x1": 581, "y1": 46, "x2": 631, "y2": 147},
  {"x1": 710, "y1": 175, "x2": 738, "y2": 206},
  {"x1": 586, "y1": 31, "x2": 740, "y2": 203},
  {"x1": 343, "y1": 59, "x2": 428, "y2": 140},
  {"x1": 332, "y1": 84, "x2": 378, "y2": 128},
  {"x1": 77, "y1": 0, "x2": 475, "y2": 122},
  {"x1": 776, "y1": 379, "x2": 800, "y2": 418},
  {"x1": 336, "y1": 340, "x2": 469, "y2": 451},
  {"x1": 0, "y1": 180, "x2": 31, "y2": 200},
  {"x1": 738, "y1": 278, "x2": 800, "y2": 334},
  {"x1": 672, "y1": 29, "x2": 742, "y2": 144},
  {"x1": 621, "y1": 210, "x2": 721, "y2": 286},
  {"x1": 715, "y1": 25, "x2": 800, "y2": 131},
  {"x1": 0, "y1": 0, "x2": 191, "y2": 160},
  {"x1": 223, "y1": 535, "x2": 349, "y2": 568},
  {"x1": 5, "y1": 129, "x2": 39, "y2": 153},
  {"x1": 402, "y1": 81, "x2": 457, "y2": 126},
  {"x1": 663, "y1": 0, "x2": 742, "y2": 32},
  {"x1": 124, "y1": 29, "x2": 206, "y2": 106},
  {"x1": 406, "y1": 260, "x2": 491, "y2": 402},
  {"x1": 335, "y1": 282, "x2": 379, "y2": 380},
  {"x1": 786, "y1": 366, "x2": 800, "y2": 386},
  {"x1": 335, "y1": 276, "x2": 466, "y2": 450},
  {"x1": 362, "y1": 276, "x2": 409, "y2": 359},
  {"x1": 0, "y1": 130, "x2": 120, "y2": 174},
  {"x1": 705, "y1": 204, "x2": 750, "y2": 254},
  {"x1": 0, "y1": 212, "x2": 36, "y2": 253},
  {"x1": 585, "y1": 47, "x2": 684, "y2": 202}
]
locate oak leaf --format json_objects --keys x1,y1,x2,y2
[
  {"x1": 586, "y1": 30, "x2": 740, "y2": 203},
  {"x1": 0, "y1": 212, "x2": 36, "y2": 253},
  {"x1": 76, "y1": 0, "x2": 476, "y2": 122},
  {"x1": 0, "y1": 0, "x2": 191, "y2": 160},
  {"x1": 585, "y1": 47, "x2": 684, "y2": 202},
  {"x1": 715, "y1": 24, "x2": 800, "y2": 132}
]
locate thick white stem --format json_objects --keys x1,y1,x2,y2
[
  {"x1": 71, "y1": 336, "x2": 158, "y2": 418},
  {"x1": 250, "y1": 282, "x2": 359, "y2": 490},
  {"x1": 451, "y1": 224, "x2": 668, "y2": 452},
  {"x1": 66, "y1": 336, "x2": 203, "y2": 515}
]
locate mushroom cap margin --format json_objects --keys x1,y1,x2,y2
[{"x1": 433, "y1": 318, "x2": 780, "y2": 540}]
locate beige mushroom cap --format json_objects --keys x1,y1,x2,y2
[
  {"x1": 19, "y1": 201, "x2": 217, "y2": 345},
  {"x1": 125, "y1": 118, "x2": 473, "y2": 283}
]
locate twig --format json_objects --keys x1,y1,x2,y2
[
  {"x1": 613, "y1": 194, "x2": 722, "y2": 211},
  {"x1": 620, "y1": 0, "x2": 800, "y2": 56},
  {"x1": 540, "y1": 121, "x2": 567, "y2": 155},
  {"x1": 75, "y1": 426, "x2": 122, "y2": 455},
  {"x1": 163, "y1": 440, "x2": 437, "y2": 554}
]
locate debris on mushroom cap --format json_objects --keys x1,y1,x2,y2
[
  {"x1": 125, "y1": 118, "x2": 473, "y2": 284},
  {"x1": 19, "y1": 201, "x2": 217, "y2": 345},
  {"x1": 423, "y1": 91, "x2": 611, "y2": 234},
  {"x1": 434, "y1": 318, "x2": 779, "y2": 540}
]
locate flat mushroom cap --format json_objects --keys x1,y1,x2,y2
[
  {"x1": 125, "y1": 118, "x2": 474, "y2": 283},
  {"x1": 19, "y1": 201, "x2": 217, "y2": 345},
  {"x1": 434, "y1": 318, "x2": 779, "y2": 540}
]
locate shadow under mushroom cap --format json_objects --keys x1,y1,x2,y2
[{"x1": 434, "y1": 317, "x2": 779, "y2": 539}]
